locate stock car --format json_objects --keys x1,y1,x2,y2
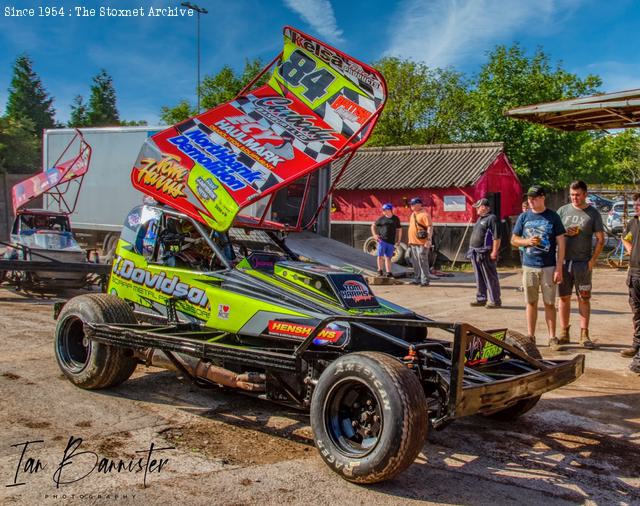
[{"x1": 52, "y1": 26, "x2": 584, "y2": 484}]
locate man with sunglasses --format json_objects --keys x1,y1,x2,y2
[{"x1": 622, "y1": 193, "x2": 640, "y2": 373}]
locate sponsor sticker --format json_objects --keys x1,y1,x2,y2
[
  {"x1": 195, "y1": 176, "x2": 218, "y2": 202},
  {"x1": 218, "y1": 303, "x2": 230, "y2": 319},
  {"x1": 267, "y1": 320, "x2": 343, "y2": 342},
  {"x1": 111, "y1": 256, "x2": 209, "y2": 308},
  {"x1": 339, "y1": 279, "x2": 375, "y2": 305},
  {"x1": 127, "y1": 212, "x2": 141, "y2": 227},
  {"x1": 466, "y1": 330, "x2": 506, "y2": 365},
  {"x1": 168, "y1": 122, "x2": 265, "y2": 190},
  {"x1": 253, "y1": 97, "x2": 337, "y2": 143},
  {"x1": 285, "y1": 27, "x2": 382, "y2": 93},
  {"x1": 330, "y1": 95, "x2": 369, "y2": 124},
  {"x1": 134, "y1": 156, "x2": 188, "y2": 198},
  {"x1": 211, "y1": 115, "x2": 292, "y2": 168}
]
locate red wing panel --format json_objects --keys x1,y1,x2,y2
[
  {"x1": 131, "y1": 27, "x2": 386, "y2": 232},
  {"x1": 12, "y1": 146, "x2": 89, "y2": 214}
]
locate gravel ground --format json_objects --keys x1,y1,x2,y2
[{"x1": 0, "y1": 268, "x2": 638, "y2": 505}]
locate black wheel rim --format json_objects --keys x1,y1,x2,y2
[
  {"x1": 57, "y1": 316, "x2": 91, "y2": 373},
  {"x1": 324, "y1": 378, "x2": 383, "y2": 457}
]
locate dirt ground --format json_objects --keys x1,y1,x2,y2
[{"x1": 0, "y1": 268, "x2": 638, "y2": 505}]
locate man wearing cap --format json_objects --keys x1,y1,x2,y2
[
  {"x1": 371, "y1": 203, "x2": 402, "y2": 277},
  {"x1": 468, "y1": 198, "x2": 502, "y2": 308},
  {"x1": 511, "y1": 185, "x2": 566, "y2": 348},
  {"x1": 408, "y1": 197, "x2": 433, "y2": 286},
  {"x1": 556, "y1": 180, "x2": 604, "y2": 350}
]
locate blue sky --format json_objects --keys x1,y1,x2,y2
[{"x1": 1, "y1": 0, "x2": 639, "y2": 125}]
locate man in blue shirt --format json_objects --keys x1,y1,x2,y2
[{"x1": 511, "y1": 185, "x2": 566, "y2": 349}]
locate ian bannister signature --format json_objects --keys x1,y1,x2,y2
[{"x1": 6, "y1": 437, "x2": 174, "y2": 488}]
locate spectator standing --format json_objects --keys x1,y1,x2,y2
[
  {"x1": 516, "y1": 200, "x2": 530, "y2": 292},
  {"x1": 407, "y1": 197, "x2": 433, "y2": 287},
  {"x1": 511, "y1": 185, "x2": 566, "y2": 347},
  {"x1": 518, "y1": 200, "x2": 529, "y2": 266},
  {"x1": 621, "y1": 192, "x2": 640, "y2": 373},
  {"x1": 370, "y1": 203, "x2": 402, "y2": 277},
  {"x1": 467, "y1": 198, "x2": 502, "y2": 308},
  {"x1": 556, "y1": 181, "x2": 605, "y2": 350}
]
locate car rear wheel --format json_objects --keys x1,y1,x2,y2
[
  {"x1": 55, "y1": 294, "x2": 138, "y2": 389},
  {"x1": 310, "y1": 352, "x2": 428, "y2": 483},
  {"x1": 484, "y1": 330, "x2": 542, "y2": 420}
]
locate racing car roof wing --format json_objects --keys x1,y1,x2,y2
[
  {"x1": 131, "y1": 26, "x2": 387, "y2": 232},
  {"x1": 12, "y1": 129, "x2": 92, "y2": 215}
]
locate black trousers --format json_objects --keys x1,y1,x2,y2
[
  {"x1": 628, "y1": 274, "x2": 640, "y2": 346},
  {"x1": 627, "y1": 274, "x2": 640, "y2": 372}
]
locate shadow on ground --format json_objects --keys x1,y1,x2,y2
[{"x1": 100, "y1": 368, "x2": 640, "y2": 505}]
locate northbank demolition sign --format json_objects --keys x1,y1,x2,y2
[{"x1": 4, "y1": 6, "x2": 196, "y2": 17}]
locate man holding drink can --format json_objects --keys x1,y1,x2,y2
[
  {"x1": 511, "y1": 185, "x2": 566, "y2": 348},
  {"x1": 556, "y1": 180, "x2": 605, "y2": 350}
]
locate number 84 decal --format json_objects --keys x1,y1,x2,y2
[{"x1": 278, "y1": 49, "x2": 336, "y2": 103}]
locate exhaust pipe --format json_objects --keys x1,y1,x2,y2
[{"x1": 139, "y1": 349, "x2": 266, "y2": 392}]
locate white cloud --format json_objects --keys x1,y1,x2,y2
[
  {"x1": 384, "y1": 0, "x2": 582, "y2": 67},
  {"x1": 283, "y1": 0, "x2": 344, "y2": 43}
]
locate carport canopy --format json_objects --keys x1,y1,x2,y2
[{"x1": 505, "y1": 88, "x2": 640, "y2": 131}]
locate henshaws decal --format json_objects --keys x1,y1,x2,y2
[{"x1": 267, "y1": 320, "x2": 343, "y2": 342}]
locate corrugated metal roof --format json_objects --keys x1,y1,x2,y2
[
  {"x1": 333, "y1": 143, "x2": 504, "y2": 190},
  {"x1": 505, "y1": 88, "x2": 640, "y2": 131}
]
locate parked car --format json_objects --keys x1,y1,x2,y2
[
  {"x1": 586, "y1": 194, "x2": 614, "y2": 212},
  {"x1": 607, "y1": 200, "x2": 633, "y2": 235}
]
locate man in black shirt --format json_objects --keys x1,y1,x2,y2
[
  {"x1": 467, "y1": 198, "x2": 502, "y2": 308},
  {"x1": 622, "y1": 192, "x2": 640, "y2": 373},
  {"x1": 371, "y1": 203, "x2": 402, "y2": 277}
]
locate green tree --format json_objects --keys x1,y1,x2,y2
[
  {"x1": 86, "y1": 69, "x2": 120, "y2": 126},
  {"x1": 68, "y1": 95, "x2": 88, "y2": 127},
  {"x1": 0, "y1": 116, "x2": 40, "y2": 173},
  {"x1": 120, "y1": 119, "x2": 149, "y2": 126},
  {"x1": 160, "y1": 100, "x2": 195, "y2": 125},
  {"x1": 367, "y1": 57, "x2": 472, "y2": 146},
  {"x1": 601, "y1": 129, "x2": 640, "y2": 185},
  {"x1": 5, "y1": 54, "x2": 56, "y2": 135},
  {"x1": 160, "y1": 58, "x2": 266, "y2": 124},
  {"x1": 467, "y1": 44, "x2": 602, "y2": 189}
]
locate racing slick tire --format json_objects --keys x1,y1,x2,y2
[
  {"x1": 310, "y1": 352, "x2": 428, "y2": 483},
  {"x1": 484, "y1": 330, "x2": 542, "y2": 421},
  {"x1": 55, "y1": 294, "x2": 138, "y2": 390}
]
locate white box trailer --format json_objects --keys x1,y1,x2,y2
[
  {"x1": 43, "y1": 126, "x2": 163, "y2": 253},
  {"x1": 43, "y1": 126, "x2": 333, "y2": 258}
]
